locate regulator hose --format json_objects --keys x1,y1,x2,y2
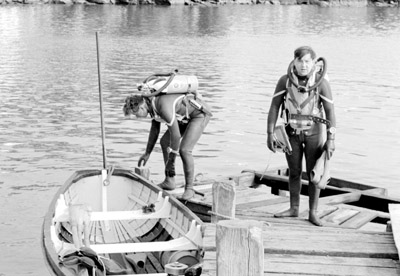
[
  {"x1": 141, "y1": 69, "x2": 178, "y2": 98},
  {"x1": 287, "y1": 57, "x2": 327, "y2": 93}
]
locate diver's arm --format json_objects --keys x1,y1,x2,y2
[
  {"x1": 320, "y1": 79, "x2": 336, "y2": 159},
  {"x1": 320, "y1": 79, "x2": 336, "y2": 139},
  {"x1": 138, "y1": 119, "x2": 161, "y2": 167},
  {"x1": 267, "y1": 99, "x2": 281, "y2": 134},
  {"x1": 267, "y1": 76, "x2": 287, "y2": 152},
  {"x1": 267, "y1": 76, "x2": 287, "y2": 133},
  {"x1": 145, "y1": 120, "x2": 161, "y2": 154}
]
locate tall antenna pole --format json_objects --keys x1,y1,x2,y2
[{"x1": 96, "y1": 32, "x2": 107, "y2": 170}]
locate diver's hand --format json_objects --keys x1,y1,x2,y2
[
  {"x1": 138, "y1": 153, "x2": 150, "y2": 167},
  {"x1": 325, "y1": 139, "x2": 335, "y2": 160},
  {"x1": 267, "y1": 133, "x2": 276, "y2": 153}
]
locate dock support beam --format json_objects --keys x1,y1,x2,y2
[{"x1": 216, "y1": 220, "x2": 264, "y2": 276}]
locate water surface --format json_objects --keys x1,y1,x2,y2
[{"x1": 0, "y1": 5, "x2": 400, "y2": 275}]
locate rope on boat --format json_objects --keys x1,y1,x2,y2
[{"x1": 259, "y1": 151, "x2": 273, "y2": 180}]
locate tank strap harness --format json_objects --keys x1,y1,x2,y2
[
  {"x1": 283, "y1": 57, "x2": 331, "y2": 129},
  {"x1": 138, "y1": 69, "x2": 212, "y2": 117}
]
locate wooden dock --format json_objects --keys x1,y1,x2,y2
[
  {"x1": 202, "y1": 223, "x2": 400, "y2": 276},
  {"x1": 168, "y1": 170, "x2": 400, "y2": 276}
]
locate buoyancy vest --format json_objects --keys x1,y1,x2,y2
[{"x1": 284, "y1": 71, "x2": 324, "y2": 131}]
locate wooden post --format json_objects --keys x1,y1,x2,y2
[
  {"x1": 387, "y1": 221, "x2": 393, "y2": 233},
  {"x1": 389, "y1": 204, "x2": 400, "y2": 258},
  {"x1": 230, "y1": 171, "x2": 256, "y2": 187},
  {"x1": 212, "y1": 180, "x2": 236, "y2": 223},
  {"x1": 135, "y1": 167, "x2": 150, "y2": 180},
  {"x1": 216, "y1": 220, "x2": 264, "y2": 276}
]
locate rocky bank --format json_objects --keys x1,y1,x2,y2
[{"x1": 0, "y1": 0, "x2": 397, "y2": 9}]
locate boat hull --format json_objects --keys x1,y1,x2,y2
[{"x1": 42, "y1": 169, "x2": 204, "y2": 276}]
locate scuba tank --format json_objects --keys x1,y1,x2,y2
[
  {"x1": 145, "y1": 75, "x2": 198, "y2": 94},
  {"x1": 138, "y1": 69, "x2": 198, "y2": 97},
  {"x1": 137, "y1": 69, "x2": 212, "y2": 117}
]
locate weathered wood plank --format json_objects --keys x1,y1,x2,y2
[
  {"x1": 299, "y1": 204, "x2": 338, "y2": 220},
  {"x1": 319, "y1": 192, "x2": 362, "y2": 205},
  {"x1": 340, "y1": 211, "x2": 378, "y2": 229},
  {"x1": 236, "y1": 197, "x2": 290, "y2": 210},
  {"x1": 253, "y1": 198, "x2": 309, "y2": 215},
  {"x1": 216, "y1": 220, "x2": 263, "y2": 276},
  {"x1": 335, "y1": 203, "x2": 390, "y2": 219},
  {"x1": 212, "y1": 181, "x2": 236, "y2": 223},
  {"x1": 229, "y1": 171, "x2": 256, "y2": 187},
  {"x1": 235, "y1": 191, "x2": 273, "y2": 206},
  {"x1": 203, "y1": 252, "x2": 400, "y2": 276},
  {"x1": 203, "y1": 223, "x2": 398, "y2": 259},
  {"x1": 321, "y1": 208, "x2": 359, "y2": 225},
  {"x1": 389, "y1": 204, "x2": 400, "y2": 258},
  {"x1": 236, "y1": 209, "x2": 340, "y2": 228}
]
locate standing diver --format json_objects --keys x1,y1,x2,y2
[
  {"x1": 266, "y1": 46, "x2": 336, "y2": 226},
  {"x1": 123, "y1": 70, "x2": 211, "y2": 200}
]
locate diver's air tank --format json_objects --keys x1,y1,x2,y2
[{"x1": 146, "y1": 75, "x2": 199, "y2": 94}]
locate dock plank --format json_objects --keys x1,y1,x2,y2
[
  {"x1": 389, "y1": 204, "x2": 400, "y2": 259},
  {"x1": 236, "y1": 197, "x2": 290, "y2": 210},
  {"x1": 340, "y1": 211, "x2": 378, "y2": 229},
  {"x1": 179, "y1": 173, "x2": 400, "y2": 276},
  {"x1": 203, "y1": 223, "x2": 398, "y2": 259},
  {"x1": 235, "y1": 209, "x2": 345, "y2": 228},
  {"x1": 321, "y1": 208, "x2": 359, "y2": 225},
  {"x1": 203, "y1": 252, "x2": 400, "y2": 276},
  {"x1": 252, "y1": 198, "x2": 308, "y2": 215}
]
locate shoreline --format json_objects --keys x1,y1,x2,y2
[{"x1": 0, "y1": 0, "x2": 398, "y2": 7}]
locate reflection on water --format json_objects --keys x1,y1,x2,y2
[{"x1": 0, "y1": 5, "x2": 400, "y2": 275}]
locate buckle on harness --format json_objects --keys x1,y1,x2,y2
[{"x1": 297, "y1": 86, "x2": 307, "y2": 93}]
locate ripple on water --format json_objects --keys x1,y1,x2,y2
[{"x1": 1, "y1": 5, "x2": 400, "y2": 275}]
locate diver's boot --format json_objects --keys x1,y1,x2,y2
[
  {"x1": 181, "y1": 186, "x2": 195, "y2": 201},
  {"x1": 158, "y1": 176, "x2": 176, "y2": 191},
  {"x1": 180, "y1": 166, "x2": 195, "y2": 200}
]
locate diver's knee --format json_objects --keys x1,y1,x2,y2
[
  {"x1": 179, "y1": 148, "x2": 192, "y2": 157},
  {"x1": 289, "y1": 173, "x2": 302, "y2": 183},
  {"x1": 289, "y1": 166, "x2": 302, "y2": 177}
]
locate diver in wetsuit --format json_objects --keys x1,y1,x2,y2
[
  {"x1": 266, "y1": 46, "x2": 336, "y2": 226},
  {"x1": 123, "y1": 75, "x2": 211, "y2": 201}
]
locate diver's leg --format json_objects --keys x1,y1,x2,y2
[
  {"x1": 274, "y1": 134, "x2": 303, "y2": 218},
  {"x1": 158, "y1": 130, "x2": 176, "y2": 190},
  {"x1": 179, "y1": 116, "x2": 209, "y2": 200},
  {"x1": 305, "y1": 133, "x2": 325, "y2": 226},
  {"x1": 160, "y1": 130, "x2": 170, "y2": 163}
]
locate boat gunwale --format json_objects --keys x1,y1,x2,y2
[{"x1": 246, "y1": 167, "x2": 386, "y2": 192}]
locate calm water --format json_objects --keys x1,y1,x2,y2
[{"x1": 1, "y1": 5, "x2": 400, "y2": 275}]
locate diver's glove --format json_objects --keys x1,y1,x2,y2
[
  {"x1": 138, "y1": 152, "x2": 150, "y2": 167},
  {"x1": 165, "y1": 151, "x2": 177, "y2": 177}
]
